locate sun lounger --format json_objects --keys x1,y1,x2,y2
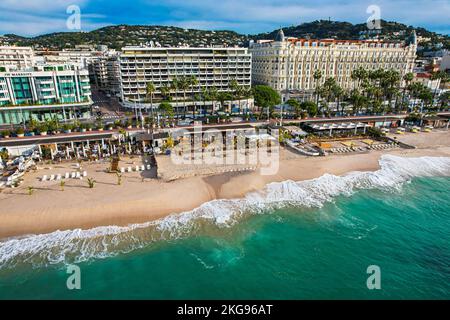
[
  {"x1": 146, "y1": 165, "x2": 151, "y2": 170},
  {"x1": 127, "y1": 167, "x2": 132, "y2": 172},
  {"x1": 135, "y1": 165, "x2": 140, "y2": 171},
  {"x1": 49, "y1": 175, "x2": 55, "y2": 181},
  {"x1": 42, "y1": 175, "x2": 47, "y2": 182},
  {"x1": 71, "y1": 172, "x2": 76, "y2": 178},
  {"x1": 65, "y1": 172, "x2": 70, "y2": 179},
  {"x1": 141, "y1": 165, "x2": 145, "y2": 171},
  {"x1": 120, "y1": 167, "x2": 125, "y2": 173},
  {"x1": 56, "y1": 174, "x2": 61, "y2": 181},
  {"x1": 83, "y1": 171, "x2": 87, "y2": 177},
  {"x1": 76, "y1": 172, "x2": 81, "y2": 179}
]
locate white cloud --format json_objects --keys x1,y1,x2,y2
[
  {"x1": 0, "y1": 0, "x2": 110, "y2": 36},
  {"x1": 1, "y1": 0, "x2": 448, "y2": 36},
  {"x1": 158, "y1": 0, "x2": 450, "y2": 34},
  {"x1": 0, "y1": 0, "x2": 87, "y2": 13}
]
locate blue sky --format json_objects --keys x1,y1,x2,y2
[{"x1": 0, "y1": 0, "x2": 449, "y2": 36}]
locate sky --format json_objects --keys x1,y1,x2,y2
[{"x1": 0, "y1": 0, "x2": 449, "y2": 37}]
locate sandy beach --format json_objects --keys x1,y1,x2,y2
[{"x1": 0, "y1": 130, "x2": 449, "y2": 239}]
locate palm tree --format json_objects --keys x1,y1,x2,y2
[
  {"x1": 382, "y1": 70, "x2": 400, "y2": 112},
  {"x1": 218, "y1": 92, "x2": 233, "y2": 113},
  {"x1": 439, "y1": 91, "x2": 450, "y2": 110},
  {"x1": 349, "y1": 89, "x2": 368, "y2": 115},
  {"x1": 402, "y1": 72, "x2": 414, "y2": 112},
  {"x1": 159, "y1": 101, "x2": 174, "y2": 125},
  {"x1": 201, "y1": 88, "x2": 209, "y2": 116},
  {"x1": 146, "y1": 82, "x2": 156, "y2": 124},
  {"x1": 286, "y1": 99, "x2": 301, "y2": 118},
  {"x1": 208, "y1": 87, "x2": 218, "y2": 114},
  {"x1": 313, "y1": 70, "x2": 322, "y2": 105},
  {"x1": 177, "y1": 76, "x2": 190, "y2": 118},
  {"x1": 170, "y1": 77, "x2": 180, "y2": 118},
  {"x1": 332, "y1": 84, "x2": 345, "y2": 115},
  {"x1": 189, "y1": 76, "x2": 199, "y2": 117},
  {"x1": 230, "y1": 79, "x2": 241, "y2": 112},
  {"x1": 431, "y1": 71, "x2": 448, "y2": 108},
  {"x1": 351, "y1": 67, "x2": 368, "y2": 90},
  {"x1": 321, "y1": 78, "x2": 332, "y2": 113},
  {"x1": 193, "y1": 93, "x2": 202, "y2": 118},
  {"x1": 438, "y1": 73, "x2": 449, "y2": 111}
]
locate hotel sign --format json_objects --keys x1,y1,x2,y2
[{"x1": 4, "y1": 72, "x2": 33, "y2": 77}]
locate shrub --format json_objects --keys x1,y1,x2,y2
[
  {"x1": 1, "y1": 130, "x2": 11, "y2": 137},
  {"x1": 87, "y1": 178, "x2": 96, "y2": 188},
  {"x1": 39, "y1": 124, "x2": 49, "y2": 133},
  {"x1": 62, "y1": 123, "x2": 73, "y2": 131},
  {"x1": 367, "y1": 127, "x2": 384, "y2": 138}
]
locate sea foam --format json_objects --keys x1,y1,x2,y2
[{"x1": 1, "y1": 155, "x2": 450, "y2": 270}]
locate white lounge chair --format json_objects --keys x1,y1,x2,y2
[
  {"x1": 135, "y1": 165, "x2": 140, "y2": 171},
  {"x1": 120, "y1": 167, "x2": 125, "y2": 173},
  {"x1": 76, "y1": 172, "x2": 81, "y2": 179},
  {"x1": 65, "y1": 172, "x2": 70, "y2": 179},
  {"x1": 127, "y1": 167, "x2": 132, "y2": 172},
  {"x1": 42, "y1": 175, "x2": 48, "y2": 182},
  {"x1": 141, "y1": 165, "x2": 145, "y2": 171},
  {"x1": 146, "y1": 165, "x2": 151, "y2": 170},
  {"x1": 49, "y1": 175, "x2": 55, "y2": 181},
  {"x1": 56, "y1": 174, "x2": 61, "y2": 181},
  {"x1": 82, "y1": 171, "x2": 87, "y2": 177}
]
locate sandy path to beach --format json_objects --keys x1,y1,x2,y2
[{"x1": 0, "y1": 131, "x2": 449, "y2": 239}]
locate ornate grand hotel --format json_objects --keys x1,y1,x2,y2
[{"x1": 249, "y1": 29, "x2": 417, "y2": 101}]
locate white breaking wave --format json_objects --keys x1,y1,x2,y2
[{"x1": 1, "y1": 155, "x2": 449, "y2": 270}]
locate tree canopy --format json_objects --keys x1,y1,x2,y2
[{"x1": 252, "y1": 85, "x2": 281, "y2": 110}]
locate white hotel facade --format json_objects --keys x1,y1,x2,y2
[
  {"x1": 249, "y1": 29, "x2": 417, "y2": 101},
  {"x1": 0, "y1": 46, "x2": 35, "y2": 71},
  {"x1": 119, "y1": 46, "x2": 253, "y2": 112}
]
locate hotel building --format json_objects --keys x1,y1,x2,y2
[
  {"x1": 0, "y1": 64, "x2": 92, "y2": 125},
  {"x1": 119, "y1": 46, "x2": 253, "y2": 112},
  {"x1": 0, "y1": 46, "x2": 35, "y2": 71},
  {"x1": 249, "y1": 29, "x2": 417, "y2": 101}
]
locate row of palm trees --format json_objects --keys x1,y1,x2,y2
[
  {"x1": 311, "y1": 67, "x2": 449, "y2": 116},
  {"x1": 144, "y1": 76, "x2": 253, "y2": 121}
]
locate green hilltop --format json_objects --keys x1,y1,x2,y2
[{"x1": 1, "y1": 20, "x2": 448, "y2": 50}]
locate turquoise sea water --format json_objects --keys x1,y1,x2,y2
[{"x1": 0, "y1": 155, "x2": 449, "y2": 299}]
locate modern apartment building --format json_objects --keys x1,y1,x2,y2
[
  {"x1": 0, "y1": 64, "x2": 92, "y2": 125},
  {"x1": 249, "y1": 29, "x2": 417, "y2": 101},
  {"x1": 35, "y1": 45, "x2": 108, "y2": 69},
  {"x1": 0, "y1": 46, "x2": 35, "y2": 71},
  {"x1": 119, "y1": 46, "x2": 253, "y2": 112},
  {"x1": 89, "y1": 54, "x2": 121, "y2": 96}
]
